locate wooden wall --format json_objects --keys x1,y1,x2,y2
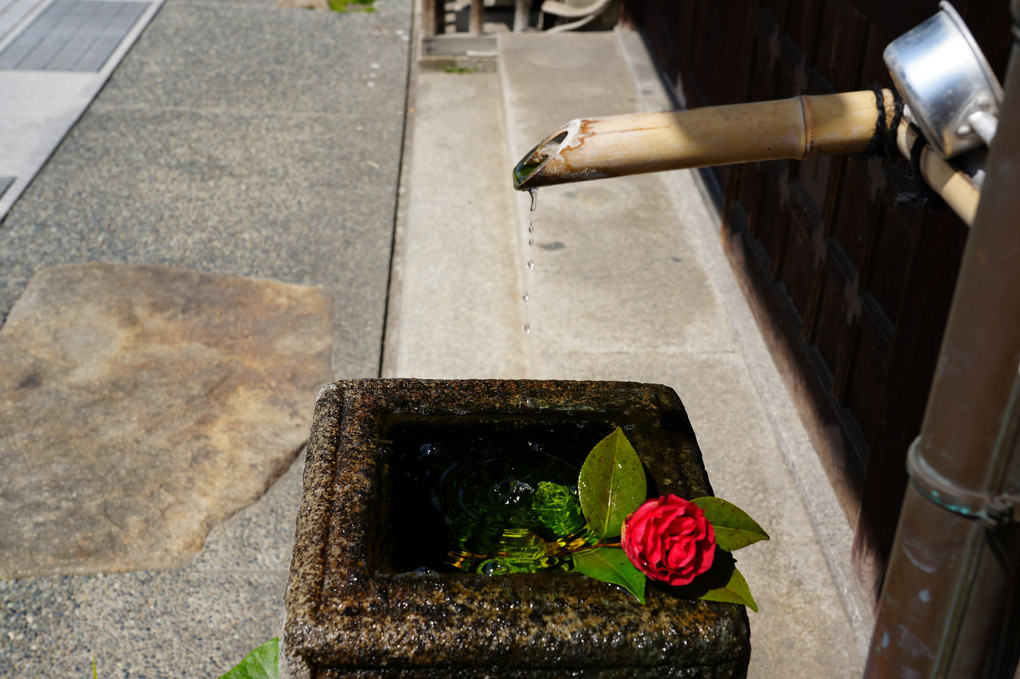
[{"x1": 620, "y1": 0, "x2": 1012, "y2": 595}]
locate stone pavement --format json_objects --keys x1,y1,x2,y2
[
  {"x1": 0, "y1": 263, "x2": 333, "y2": 578},
  {"x1": 1, "y1": 2, "x2": 870, "y2": 678},
  {"x1": 0, "y1": 0, "x2": 411, "y2": 376},
  {"x1": 0, "y1": 0, "x2": 410, "y2": 675}
]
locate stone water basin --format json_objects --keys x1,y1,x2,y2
[{"x1": 283, "y1": 378, "x2": 750, "y2": 678}]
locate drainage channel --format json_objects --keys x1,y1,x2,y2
[
  {"x1": 0, "y1": 0, "x2": 164, "y2": 221},
  {"x1": 0, "y1": 176, "x2": 14, "y2": 199}
]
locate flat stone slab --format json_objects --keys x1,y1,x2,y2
[{"x1": 0, "y1": 263, "x2": 333, "y2": 577}]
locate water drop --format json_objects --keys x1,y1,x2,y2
[
  {"x1": 480, "y1": 559, "x2": 510, "y2": 576},
  {"x1": 521, "y1": 292, "x2": 529, "y2": 302},
  {"x1": 526, "y1": 259, "x2": 535, "y2": 270},
  {"x1": 528, "y1": 223, "x2": 535, "y2": 234},
  {"x1": 528, "y1": 188, "x2": 538, "y2": 212},
  {"x1": 528, "y1": 238, "x2": 535, "y2": 247},
  {"x1": 524, "y1": 323, "x2": 531, "y2": 335}
]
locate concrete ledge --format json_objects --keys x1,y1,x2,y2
[{"x1": 613, "y1": 27, "x2": 875, "y2": 657}]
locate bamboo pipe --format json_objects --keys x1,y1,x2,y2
[
  {"x1": 513, "y1": 89, "x2": 981, "y2": 226},
  {"x1": 513, "y1": 90, "x2": 899, "y2": 189},
  {"x1": 895, "y1": 120, "x2": 980, "y2": 226}
]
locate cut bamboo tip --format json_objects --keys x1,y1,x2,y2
[{"x1": 513, "y1": 89, "x2": 898, "y2": 190}]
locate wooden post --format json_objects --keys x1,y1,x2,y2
[
  {"x1": 514, "y1": 0, "x2": 532, "y2": 32},
  {"x1": 469, "y1": 0, "x2": 484, "y2": 35},
  {"x1": 422, "y1": 0, "x2": 445, "y2": 37}
]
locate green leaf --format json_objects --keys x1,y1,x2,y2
[
  {"x1": 672, "y1": 551, "x2": 759, "y2": 612},
  {"x1": 577, "y1": 428, "x2": 646, "y2": 539},
  {"x1": 219, "y1": 637, "x2": 279, "y2": 679},
  {"x1": 698, "y1": 565, "x2": 758, "y2": 612},
  {"x1": 532, "y1": 481, "x2": 587, "y2": 538},
  {"x1": 691, "y1": 497, "x2": 769, "y2": 552},
  {"x1": 573, "y1": 547, "x2": 646, "y2": 604}
]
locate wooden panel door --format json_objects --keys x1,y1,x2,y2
[{"x1": 621, "y1": 0, "x2": 1011, "y2": 596}]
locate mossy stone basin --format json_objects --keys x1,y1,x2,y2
[{"x1": 283, "y1": 379, "x2": 750, "y2": 678}]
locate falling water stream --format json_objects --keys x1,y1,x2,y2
[{"x1": 522, "y1": 188, "x2": 538, "y2": 336}]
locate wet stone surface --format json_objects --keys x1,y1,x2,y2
[
  {"x1": 0, "y1": 263, "x2": 334, "y2": 577},
  {"x1": 284, "y1": 378, "x2": 750, "y2": 678}
]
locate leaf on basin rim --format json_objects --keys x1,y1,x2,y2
[
  {"x1": 578, "y1": 428, "x2": 646, "y2": 539},
  {"x1": 691, "y1": 496, "x2": 769, "y2": 553},
  {"x1": 573, "y1": 547, "x2": 646, "y2": 604},
  {"x1": 696, "y1": 565, "x2": 758, "y2": 612},
  {"x1": 219, "y1": 637, "x2": 279, "y2": 679},
  {"x1": 672, "y1": 551, "x2": 758, "y2": 612}
]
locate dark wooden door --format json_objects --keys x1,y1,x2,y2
[{"x1": 621, "y1": 0, "x2": 1012, "y2": 596}]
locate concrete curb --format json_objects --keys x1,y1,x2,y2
[{"x1": 613, "y1": 27, "x2": 874, "y2": 656}]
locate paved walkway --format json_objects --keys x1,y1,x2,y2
[
  {"x1": 1, "y1": 1, "x2": 870, "y2": 677},
  {"x1": 387, "y1": 29, "x2": 869, "y2": 678},
  {"x1": 0, "y1": 0, "x2": 165, "y2": 219},
  {"x1": 0, "y1": 0, "x2": 410, "y2": 675}
]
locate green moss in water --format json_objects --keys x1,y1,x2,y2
[{"x1": 383, "y1": 416, "x2": 617, "y2": 574}]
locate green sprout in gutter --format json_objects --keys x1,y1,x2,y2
[{"x1": 329, "y1": 0, "x2": 375, "y2": 12}]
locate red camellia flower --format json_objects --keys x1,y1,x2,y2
[{"x1": 621, "y1": 494, "x2": 716, "y2": 586}]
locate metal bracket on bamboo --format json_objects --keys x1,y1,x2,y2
[{"x1": 906, "y1": 437, "x2": 1020, "y2": 528}]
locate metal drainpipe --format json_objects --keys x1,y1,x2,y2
[{"x1": 864, "y1": 3, "x2": 1020, "y2": 677}]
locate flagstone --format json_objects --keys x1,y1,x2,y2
[{"x1": 0, "y1": 263, "x2": 333, "y2": 577}]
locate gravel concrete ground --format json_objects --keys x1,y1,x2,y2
[{"x1": 0, "y1": 0, "x2": 410, "y2": 675}]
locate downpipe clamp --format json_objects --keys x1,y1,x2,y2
[{"x1": 907, "y1": 437, "x2": 1020, "y2": 528}]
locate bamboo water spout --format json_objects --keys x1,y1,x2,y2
[{"x1": 513, "y1": 90, "x2": 899, "y2": 190}]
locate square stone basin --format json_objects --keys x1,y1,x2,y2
[{"x1": 283, "y1": 379, "x2": 750, "y2": 678}]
